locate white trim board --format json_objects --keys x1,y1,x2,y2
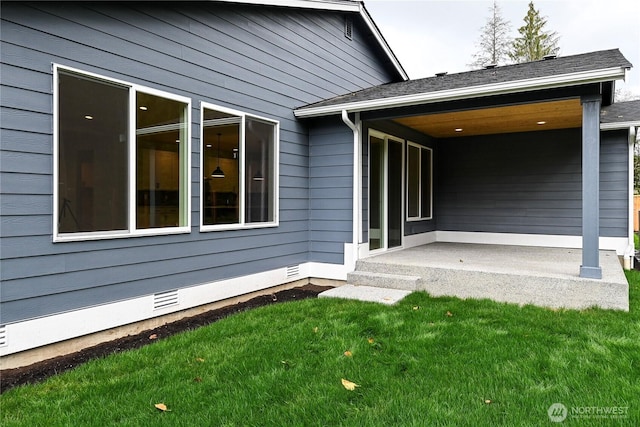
[
  {"x1": 0, "y1": 259, "x2": 351, "y2": 358},
  {"x1": 435, "y1": 231, "x2": 629, "y2": 255}
]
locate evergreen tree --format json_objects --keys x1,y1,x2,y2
[
  {"x1": 509, "y1": 1, "x2": 559, "y2": 63},
  {"x1": 470, "y1": 1, "x2": 512, "y2": 68}
]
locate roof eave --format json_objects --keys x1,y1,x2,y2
[
  {"x1": 601, "y1": 121, "x2": 640, "y2": 130},
  {"x1": 294, "y1": 66, "x2": 630, "y2": 118},
  {"x1": 358, "y1": 3, "x2": 408, "y2": 80}
]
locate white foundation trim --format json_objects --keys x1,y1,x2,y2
[
  {"x1": 435, "y1": 231, "x2": 629, "y2": 255},
  {"x1": 403, "y1": 231, "x2": 437, "y2": 249},
  {"x1": 0, "y1": 257, "x2": 350, "y2": 357}
]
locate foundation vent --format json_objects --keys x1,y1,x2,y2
[
  {"x1": 0, "y1": 325, "x2": 7, "y2": 348},
  {"x1": 286, "y1": 265, "x2": 300, "y2": 279},
  {"x1": 153, "y1": 290, "x2": 179, "y2": 310}
]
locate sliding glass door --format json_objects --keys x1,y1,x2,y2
[{"x1": 369, "y1": 131, "x2": 403, "y2": 252}]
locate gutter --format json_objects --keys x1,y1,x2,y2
[
  {"x1": 601, "y1": 121, "x2": 640, "y2": 130},
  {"x1": 295, "y1": 67, "x2": 629, "y2": 118},
  {"x1": 342, "y1": 110, "x2": 361, "y2": 270}
]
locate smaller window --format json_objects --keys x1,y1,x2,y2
[
  {"x1": 344, "y1": 16, "x2": 353, "y2": 40},
  {"x1": 407, "y1": 142, "x2": 432, "y2": 221},
  {"x1": 200, "y1": 103, "x2": 279, "y2": 231}
]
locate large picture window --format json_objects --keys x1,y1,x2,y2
[
  {"x1": 201, "y1": 103, "x2": 278, "y2": 230},
  {"x1": 55, "y1": 66, "x2": 190, "y2": 240},
  {"x1": 407, "y1": 142, "x2": 432, "y2": 220}
]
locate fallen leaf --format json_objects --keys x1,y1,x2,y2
[
  {"x1": 313, "y1": 327, "x2": 319, "y2": 333},
  {"x1": 446, "y1": 311, "x2": 453, "y2": 317},
  {"x1": 412, "y1": 306, "x2": 420, "y2": 311},
  {"x1": 193, "y1": 377, "x2": 202, "y2": 383},
  {"x1": 367, "y1": 338, "x2": 375, "y2": 344},
  {"x1": 484, "y1": 399, "x2": 492, "y2": 404},
  {"x1": 341, "y1": 378, "x2": 359, "y2": 391},
  {"x1": 344, "y1": 350, "x2": 353, "y2": 357},
  {"x1": 459, "y1": 259, "x2": 464, "y2": 263},
  {"x1": 195, "y1": 357, "x2": 205, "y2": 363},
  {"x1": 149, "y1": 334, "x2": 158, "y2": 340},
  {"x1": 154, "y1": 403, "x2": 169, "y2": 411}
]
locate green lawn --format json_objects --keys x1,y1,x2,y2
[{"x1": 2, "y1": 272, "x2": 639, "y2": 426}]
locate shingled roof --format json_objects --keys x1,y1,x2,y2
[
  {"x1": 601, "y1": 99, "x2": 640, "y2": 128},
  {"x1": 295, "y1": 49, "x2": 632, "y2": 117}
]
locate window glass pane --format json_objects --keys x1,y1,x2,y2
[
  {"x1": 245, "y1": 117, "x2": 275, "y2": 223},
  {"x1": 136, "y1": 92, "x2": 187, "y2": 229},
  {"x1": 407, "y1": 145, "x2": 420, "y2": 218},
  {"x1": 369, "y1": 136, "x2": 384, "y2": 251},
  {"x1": 202, "y1": 108, "x2": 241, "y2": 225},
  {"x1": 388, "y1": 139, "x2": 403, "y2": 248},
  {"x1": 58, "y1": 72, "x2": 128, "y2": 233},
  {"x1": 421, "y1": 148, "x2": 432, "y2": 218}
]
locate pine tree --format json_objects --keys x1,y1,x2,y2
[
  {"x1": 469, "y1": 1, "x2": 512, "y2": 68},
  {"x1": 509, "y1": 1, "x2": 559, "y2": 63}
]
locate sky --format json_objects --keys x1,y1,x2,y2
[{"x1": 364, "y1": 0, "x2": 640, "y2": 99}]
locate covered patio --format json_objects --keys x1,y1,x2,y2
[
  {"x1": 296, "y1": 49, "x2": 636, "y2": 310},
  {"x1": 347, "y1": 242, "x2": 629, "y2": 310}
]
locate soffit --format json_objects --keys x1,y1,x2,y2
[{"x1": 393, "y1": 99, "x2": 583, "y2": 138}]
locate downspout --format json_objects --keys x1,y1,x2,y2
[
  {"x1": 342, "y1": 110, "x2": 360, "y2": 270},
  {"x1": 626, "y1": 126, "x2": 639, "y2": 269}
]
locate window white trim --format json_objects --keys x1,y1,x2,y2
[
  {"x1": 406, "y1": 141, "x2": 433, "y2": 222},
  {"x1": 53, "y1": 64, "x2": 191, "y2": 242},
  {"x1": 199, "y1": 101, "x2": 279, "y2": 232}
]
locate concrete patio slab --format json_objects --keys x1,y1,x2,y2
[
  {"x1": 352, "y1": 243, "x2": 629, "y2": 310},
  {"x1": 319, "y1": 285, "x2": 411, "y2": 305}
]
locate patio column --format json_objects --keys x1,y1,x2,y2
[{"x1": 580, "y1": 94, "x2": 602, "y2": 279}]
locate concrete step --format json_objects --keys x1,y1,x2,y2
[
  {"x1": 319, "y1": 285, "x2": 411, "y2": 305},
  {"x1": 347, "y1": 270, "x2": 421, "y2": 291}
]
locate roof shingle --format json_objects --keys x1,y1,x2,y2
[
  {"x1": 601, "y1": 99, "x2": 640, "y2": 124},
  {"x1": 297, "y1": 49, "x2": 632, "y2": 112}
]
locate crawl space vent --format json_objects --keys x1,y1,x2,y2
[
  {"x1": 0, "y1": 325, "x2": 7, "y2": 348},
  {"x1": 153, "y1": 290, "x2": 179, "y2": 310},
  {"x1": 344, "y1": 17, "x2": 353, "y2": 40},
  {"x1": 286, "y1": 265, "x2": 300, "y2": 279}
]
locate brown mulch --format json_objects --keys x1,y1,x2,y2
[{"x1": 0, "y1": 284, "x2": 331, "y2": 394}]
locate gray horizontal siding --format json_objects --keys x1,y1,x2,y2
[
  {"x1": 435, "y1": 128, "x2": 628, "y2": 237},
  {"x1": 0, "y1": 2, "x2": 398, "y2": 324},
  {"x1": 308, "y1": 117, "x2": 354, "y2": 264}
]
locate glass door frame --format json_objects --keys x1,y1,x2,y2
[{"x1": 368, "y1": 129, "x2": 405, "y2": 254}]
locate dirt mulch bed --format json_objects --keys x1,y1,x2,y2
[{"x1": 0, "y1": 284, "x2": 331, "y2": 394}]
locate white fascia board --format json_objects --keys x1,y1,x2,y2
[
  {"x1": 295, "y1": 67, "x2": 629, "y2": 118},
  {"x1": 213, "y1": 0, "x2": 361, "y2": 11},
  {"x1": 358, "y1": 4, "x2": 409, "y2": 80},
  {"x1": 601, "y1": 121, "x2": 640, "y2": 130}
]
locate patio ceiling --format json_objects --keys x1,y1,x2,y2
[{"x1": 393, "y1": 98, "x2": 583, "y2": 139}]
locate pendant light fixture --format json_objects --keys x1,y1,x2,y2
[
  {"x1": 252, "y1": 170, "x2": 264, "y2": 181},
  {"x1": 211, "y1": 132, "x2": 225, "y2": 178}
]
